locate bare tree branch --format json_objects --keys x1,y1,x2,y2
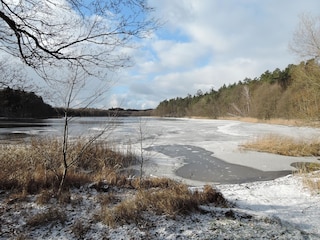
[{"x1": 0, "y1": 0, "x2": 158, "y2": 80}]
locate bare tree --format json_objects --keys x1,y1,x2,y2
[
  {"x1": 55, "y1": 67, "x2": 117, "y2": 194},
  {"x1": 0, "y1": 0, "x2": 157, "y2": 81},
  {"x1": 0, "y1": 0, "x2": 158, "y2": 194},
  {"x1": 290, "y1": 14, "x2": 320, "y2": 120},
  {"x1": 289, "y1": 13, "x2": 320, "y2": 60}
]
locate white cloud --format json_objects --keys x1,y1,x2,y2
[
  {"x1": 8, "y1": 0, "x2": 320, "y2": 110},
  {"x1": 112, "y1": 0, "x2": 320, "y2": 109}
]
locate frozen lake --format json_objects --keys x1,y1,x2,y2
[{"x1": 1, "y1": 117, "x2": 319, "y2": 184}]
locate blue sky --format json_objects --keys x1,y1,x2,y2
[
  {"x1": 9, "y1": 0, "x2": 318, "y2": 109},
  {"x1": 101, "y1": 0, "x2": 319, "y2": 110}
]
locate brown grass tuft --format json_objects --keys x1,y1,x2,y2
[
  {"x1": 131, "y1": 177, "x2": 178, "y2": 189},
  {"x1": 242, "y1": 134, "x2": 320, "y2": 157},
  {"x1": 100, "y1": 182, "x2": 228, "y2": 227},
  {"x1": 100, "y1": 199, "x2": 142, "y2": 227}
]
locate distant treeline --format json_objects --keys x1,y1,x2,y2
[
  {"x1": 0, "y1": 87, "x2": 55, "y2": 118},
  {"x1": 54, "y1": 107, "x2": 153, "y2": 117},
  {"x1": 153, "y1": 59, "x2": 320, "y2": 120},
  {"x1": 0, "y1": 87, "x2": 153, "y2": 119}
]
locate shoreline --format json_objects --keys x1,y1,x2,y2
[{"x1": 190, "y1": 116, "x2": 320, "y2": 128}]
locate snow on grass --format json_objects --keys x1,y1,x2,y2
[{"x1": 1, "y1": 174, "x2": 319, "y2": 239}]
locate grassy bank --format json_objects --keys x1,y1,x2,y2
[
  {"x1": 242, "y1": 134, "x2": 320, "y2": 157},
  {"x1": 0, "y1": 138, "x2": 136, "y2": 193},
  {"x1": 0, "y1": 138, "x2": 228, "y2": 238}
]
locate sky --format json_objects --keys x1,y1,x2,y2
[
  {"x1": 4, "y1": 0, "x2": 320, "y2": 110},
  {"x1": 102, "y1": 0, "x2": 320, "y2": 110}
]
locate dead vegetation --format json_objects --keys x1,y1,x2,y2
[
  {"x1": 242, "y1": 134, "x2": 320, "y2": 192},
  {"x1": 99, "y1": 183, "x2": 227, "y2": 227},
  {"x1": 27, "y1": 207, "x2": 67, "y2": 227},
  {"x1": 0, "y1": 138, "x2": 229, "y2": 238},
  {"x1": 0, "y1": 137, "x2": 136, "y2": 194},
  {"x1": 242, "y1": 134, "x2": 320, "y2": 157}
]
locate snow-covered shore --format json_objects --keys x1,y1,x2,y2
[
  {"x1": 1, "y1": 117, "x2": 320, "y2": 239},
  {"x1": 1, "y1": 174, "x2": 319, "y2": 239},
  {"x1": 218, "y1": 174, "x2": 320, "y2": 239}
]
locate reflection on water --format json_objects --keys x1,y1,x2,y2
[{"x1": 0, "y1": 117, "x2": 150, "y2": 143}]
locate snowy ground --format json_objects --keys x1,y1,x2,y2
[
  {"x1": 130, "y1": 118, "x2": 320, "y2": 238},
  {"x1": 1, "y1": 174, "x2": 319, "y2": 239},
  {"x1": 1, "y1": 118, "x2": 320, "y2": 239}
]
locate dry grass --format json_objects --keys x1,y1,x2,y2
[
  {"x1": 302, "y1": 173, "x2": 320, "y2": 193},
  {"x1": 242, "y1": 134, "x2": 320, "y2": 157},
  {"x1": 99, "y1": 180, "x2": 228, "y2": 227},
  {"x1": 293, "y1": 163, "x2": 320, "y2": 193},
  {"x1": 0, "y1": 137, "x2": 137, "y2": 194},
  {"x1": 242, "y1": 134, "x2": 320, "y2": 192},
  {"x1": 131, "y1": 177, "x2": 178, "y2": 189},
  {"x1": 0, "y1": 138, "x2": 229, "y2": 232}
]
